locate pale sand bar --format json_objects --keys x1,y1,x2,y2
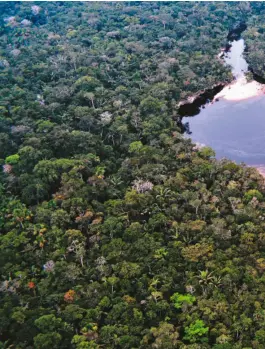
[{"x1": 214, "y1": 77, "x2": 265, "y2": 102}]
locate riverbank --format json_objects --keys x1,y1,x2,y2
[
  {"x1": 214, "y1": 76, "x2": 265, "y2": 101},
  {"x1": 181, "y1": 28, "x2": 265, "y2": 173},
  {"x1": 254, "y1": 165, "x2": 265, "y2": 177},
  {"x1": 177, "y1": 83, "x2": 226, "y2": 117},
  {"x1": 177, "y1": 32, "x2": 265, "y2": 115}
]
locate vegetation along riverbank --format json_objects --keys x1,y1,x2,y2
[{"x1": 2, "y1": 2, "x2": 265, "y2": 349}]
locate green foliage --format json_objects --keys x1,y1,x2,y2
[
  {"x1": 244, "y1": 189, "x2": 263, "y2": 202},
  {"x1": 34, "y1": 315, "x2": 67, "y2": 333},
  {"x1": 34, "y1": 158, "x2": 85, "y2": 183},
  {"x1": 34, "y1": 333, "x2": 62, "y2": 349},
  {"x1": 0, "y1": 2, "x2": 265, "y2": 349},
  {"x1": 140, "y1": 96, "x2": 164, "y2": 115},
  {"x1": 72, "y1": 335, "x2": 100, "y2": 349},
  {"x1": 183, "y1": 320, "x2": 209, "y2": 343},
  {"x1": 171, "y1": 293, "x2": 196, "y2": 309},
  {"x1": 129, "y1": 141, "x2": 143, "y2": 154},
  {"x1": 198, "y1": 147, "x2": 216, "y2": 159},
  {"x1": 5, "y1": 153, "x2": 20, "y2": 164},
  {"x1": 36, "y1": 120, "x2": 56, "y2": 133},
  {"x1": 255, "y1": 329, "x2": 265, "y2": 343}
]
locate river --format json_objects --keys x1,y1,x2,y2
[{"x1": 182, "y1": 38, "x2": 265, "y2": 170}]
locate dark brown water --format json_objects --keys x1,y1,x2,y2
[{"x1": 183, "y1": 39, "x2": 265, "y2": 166}]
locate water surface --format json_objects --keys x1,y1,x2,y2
[
  {"x1": 225, "y1": 39, "x2": 248, "y2": 78},
  {"x1": 183, "y1": 38, "x2": 265, "y2": 166}
]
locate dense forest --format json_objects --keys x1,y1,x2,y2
[
  {"x1": 243, "y1": 3, "x2": 265, "y2": 80},
  {"x1": 2, "y1": 2, "x2": 265, "y2": 348}
]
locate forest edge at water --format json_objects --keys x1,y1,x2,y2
[
  {"x1": 2, "y1": 2, "x2": 265, "y2": 349},
  {"x1": 177, "y1": 20, "x2": 265, "y2": 119}
]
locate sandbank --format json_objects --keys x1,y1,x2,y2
[{"x1": 214, "y1": 77, "x2": 265, "y2": 102}]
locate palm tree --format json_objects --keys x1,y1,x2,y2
[
  {"x1": 195, "y1": 270, "x2": 215, "y2": 295},
  {"x1": 155, "y1": 187, "x2": 173, "y2": 201}
]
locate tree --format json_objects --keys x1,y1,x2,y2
[
  {"x1": 171, "y1": 292, "x2": 196, "y2": 309},
  {"x1": 5, "y1": 153, "x2": 19, "y2": 164},
  {"x1": 150, "y1": 322, "x2": 179, "y2": 349},
  {"x1": 34, "y1": 315, "x2": 72, "y2": 349},
  {"x1": 2, "y1": 2, "x2": 265, "y2": 348},
  {"x1": 183, "y1": 320, "x2": 209, "y2": 343}
]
